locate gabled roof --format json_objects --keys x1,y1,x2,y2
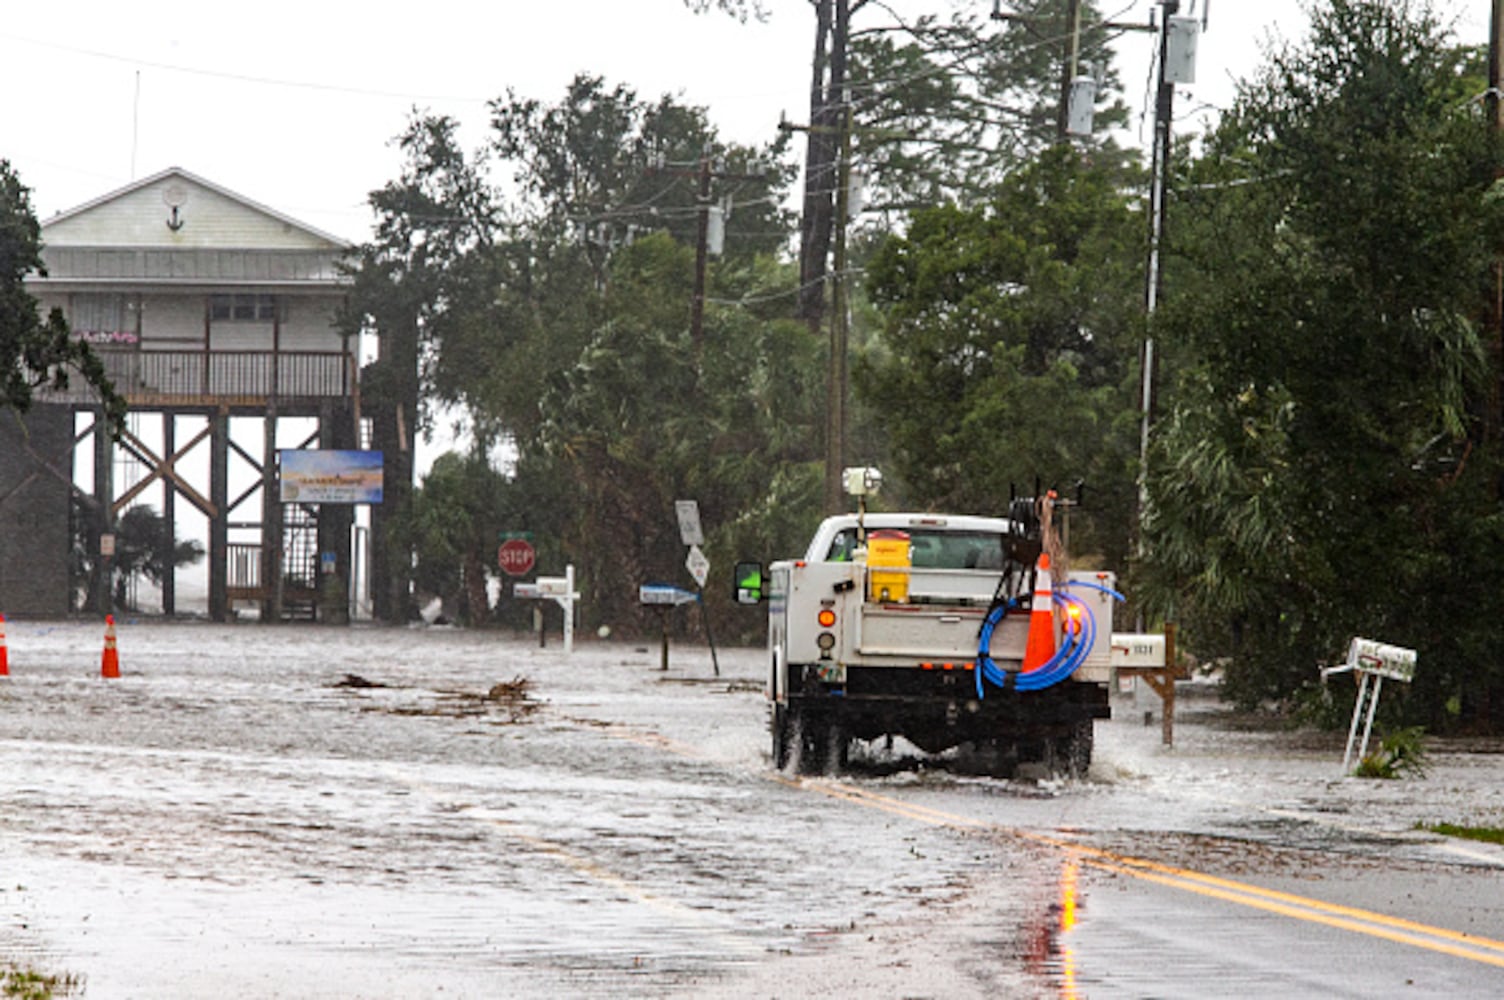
[{"x1": 41, "y1": 166, "x2": 351, "y2": 251}]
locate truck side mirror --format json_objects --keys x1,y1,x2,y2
[{"x1": 734, "y1": 561, "x2": 765, "y2": 604}]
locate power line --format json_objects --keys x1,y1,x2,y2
[{"x1": 0, "y1": 31, "x2": 489, "y2": 104}]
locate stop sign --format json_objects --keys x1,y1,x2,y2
[{"x1": 497, "y1": 538, "x2": 536, "y2": 577}]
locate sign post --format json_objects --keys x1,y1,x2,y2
[
  {"x1": 640, "y1": 584, "x2": 699, "y2": 670},
  {"x1": 676, "y1": 501, "x2": 719, "y2": 677}
]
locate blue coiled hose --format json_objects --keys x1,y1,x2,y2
[{"x1": 975, "y1": 579, "x2": 1125, "y2": 697}]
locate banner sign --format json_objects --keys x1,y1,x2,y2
[{"x1": 280, "y1": 450, "x2": 384, "y2": 504}]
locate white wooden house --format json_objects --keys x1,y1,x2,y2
[{"x1": 3, "y1": 167, "x2": 364, "y2": 621}]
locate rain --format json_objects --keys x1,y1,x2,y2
[{"x1": 4, "y1": 620, "x2": 1503, "y2": 997}]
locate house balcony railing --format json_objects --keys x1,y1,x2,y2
[{"x1": 38, "y1": 350, "x2": 356, "y2": 406}]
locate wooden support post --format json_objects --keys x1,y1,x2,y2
[
  {"x1": 209, "y1": 408, "x2": 229, "y2": 622},
  {"x1": 1162, "y1": 622, "x2": 1177, "y2": 746},
  {"x1": 162, "y1": 413, "x2": 176, "y2": 616},
  {"x1": 93, "y1": 408, "x2": 115, "y2": 615},
  {"x1": 1116, "y1": 622, "x2": 1183, "y2": 746},
  {"x1": 317, "y1": 401, "x2": 355, "y2": 624},
  {"x1": 263, "y1": 407, "x2": 284, "y2": 624}
]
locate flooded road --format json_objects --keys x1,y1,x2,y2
[{"x1": 2, "y1": 621, "x2": 1502, "y2": 997}]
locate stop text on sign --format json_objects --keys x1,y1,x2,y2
[{"x1": 498, "y1": 538, "x2": 537, "y2": 577}]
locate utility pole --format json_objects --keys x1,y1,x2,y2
[
  {"x1": 1489, "y1": 0, "x2": 1504, "y2": 447},
  {"x1": 1136, "y1": 0, "x2": 1180, "y2": 532},
  {"x1": 991, "y1": 1, "x2": 1153, "y2": 142},
  {"x1": 1491, "y1": 0, "x2": 1503, "y2": 132},
  {"x1": 650, "y1": 152, "x2": 761, "y2": 361},
  {"x1": 1056, "y1": 0, "x2": 1083, "y2": 140},
  {"x1": 784, "y1": 100, "x2": 864, "y2": 515},
  {"x1": 827, "y1": 102, "x2": 854, "y2": 515},
  {"x1": 690, "y1": 154, "x2": 713, "y2": 358}
]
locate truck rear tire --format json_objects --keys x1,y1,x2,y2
[
  {"x1": 784, "y1": 704, "x2": 849, "y2": 775},
  {"x1": 772, "y1": 704, "x2": 792, "y2": 770},
  {"x1": 1057, "y1": 720, "x2": 1094, "y2": 779},
  {"x1": 794, "y1": 706, "x2": 827, "y2": 774}
]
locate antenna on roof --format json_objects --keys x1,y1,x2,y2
[{"x1": 130, "y1": 71, "x2": 141, "y2": 180}]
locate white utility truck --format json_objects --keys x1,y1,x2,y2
[{"x1": 734, "y1": 469, "x2": 1118, "y2": 776}]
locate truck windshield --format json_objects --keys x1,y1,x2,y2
[{"x1": 823, "y1": 529, "x2": 1004, "y2": 570}]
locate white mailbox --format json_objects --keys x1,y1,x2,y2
[
  {"x1": 1345, "y1": 637, "x2": 1417, "y2": 683},
  {"x1": 1110, "y1": 633, "x2": 1166, "y2": 668},
  {"x1": 510, "y1": 565, "x2": 580, "y2": 655}
]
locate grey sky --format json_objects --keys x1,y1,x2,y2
[{"x1": 2, "y1": 1, "x2": 1489, "y2": 242}]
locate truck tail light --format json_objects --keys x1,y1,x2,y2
[{"x1": 817, "y1": 609, "x2": 837, "y2": 628}]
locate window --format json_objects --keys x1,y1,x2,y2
[
  {"x1": 823, "y1": 528, "x2": 1004, "y2": 570},
  {"x1": 210, "y1": 294, "x2": 279, "y2": 322},
  {"x1": 71, "y1": 293, "x2": 137, "y2": 345}
]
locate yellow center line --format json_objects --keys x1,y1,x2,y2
[
  {"x1": 804, "y1": 779, "x2": 1504, "y2": 966},
  {"x1": 1085, "y1": 856, "x2": 1504, "y2": 968},
  {"x1": 567, "y1": 717, "x2": 1504, "y2": 969}
]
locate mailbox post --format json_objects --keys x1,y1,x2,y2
[
  {"x1": 513, "y1": 564, "x2": 580, "y2": 654},
  {"x1": 1110, "y1": 623, "x2": 1184, "y2": 746},
  {"x1": 639, "y1": 584, "x2": 699, "y2": 671},
  {"x1": 1321, "y1": 637, "x2": 1417, "y2": 773}
]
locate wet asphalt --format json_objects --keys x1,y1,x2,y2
[{"x1": 1, "y1": 620, "x2": 1502, "y2": 998}]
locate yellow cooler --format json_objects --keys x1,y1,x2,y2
[{"x1": 866, "y1": 529, "x2": 912, "y2": 603}]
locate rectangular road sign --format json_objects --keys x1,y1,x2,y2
[{"x1": 675, "y1": 500, "x2": 704, "y2": 547}]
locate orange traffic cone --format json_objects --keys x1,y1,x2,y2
[
  {"x1": 101, "y1": 615, "x2": 120, "y2": 679},
  {"x1": 1021, "y1": 554, "x2": 1056, "y2": 672},
  {"x1": 0, "y1": 613, "x2": 9, "y2": 677}
]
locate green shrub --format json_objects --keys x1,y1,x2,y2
[{"x1": 1352, "y1": 726, "x2": 1429, "y2": 779}]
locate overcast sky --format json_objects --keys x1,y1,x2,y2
[{"x1": 1, "y1": 1, "x2": 1491, "y2": 244}]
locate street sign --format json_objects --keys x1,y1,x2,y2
[
  {"x1": 640, "y1": 584, "x2": 699, "y2": 606},
  {"x1": 675, "y1": 500, "x2": 704, "y2": 547},
  {"x1": 498, "y1": 538, "x2": 537, "y2": 577},
  {"x1": 686, "y1": 544, "x2": 710, "y2": 588}
]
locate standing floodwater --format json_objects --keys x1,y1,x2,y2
[
  {"x1": 3, "y1": 620, "x2": 1503, "y2": 998},
  {"x1": 0, "y1": 622, "x2": 1047, "y2": 997}
]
